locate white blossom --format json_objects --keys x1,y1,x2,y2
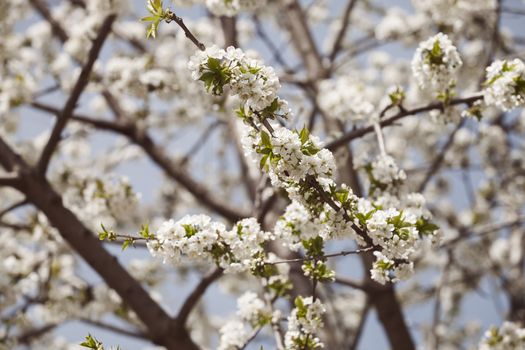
[
  {"x1": 284, "y1": 296, "x2": 326, "y2": 349},
  {"x1": 483, "y1": 59, "x2": 525, "y2": 111},
  {"x1": 411, "y1": 33, "x2": 462, "y2": 92},
  {"x1": 478, "y1": 322, "x2": 525, "y2": 350}
]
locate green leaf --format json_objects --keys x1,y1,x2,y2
[
  {"x1": 122, "y1": 239, "x2": 133, "y2": 251},
  {"x1": 139, "y1": 223, "x2": 154, "y2": 239},
  {"x1": 415, "y1": 218, "x2": 439, "y2": 236},
  {"x1": 207, "y1": 57, "x2": 222, "y2": 71},
  {"x1": 334, "y1": 189, "x2": 349, "y2": 204},
  {"x1": 80, "y1": 334, "x2": 104, "y2": 350},
  {"x1": 146, "y1": 20, "x2": 160, "y2": 39},
  {"x1": 431, "y1": 40, "x2": 442, "y2": 58},
  {"x1": 260, "y1": 130, "x2": 271, "y2": 147},
  {"x1": 259, "y1": 154, "x2": 269, "y2": 170},
  {"x1": 98, "y1": 224, "x2": 109, "y2": 240},
  {"x1": 140, "y1": 16, "x2": 157, "y2": 22},
  {"x1": 182, "y1": 224, "x2": 198, "y2": 237},
  {"x1": 299, "y1": 126, "x2": 309, "y2": 144}
]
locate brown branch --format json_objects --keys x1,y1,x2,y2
[
  {"x1": 266, "y1": 247, "x2": 374, "y2": 265},
  {"x1": 0, "y1": 175, "x2": 20, "y2": 188},
  {"x1": 37, "y1": 15, "x2": 116, "y2": 175},
  {"x1": 328, "y1": 0, "x2": 359, "y2": 63},
  {"x1": 417, "y1": 119, "x2": 466, "y2": 192},
  {"x1": 180, "y1": 121, "x2": 224, "y2": 165},
  {"x1": 239, "y1": 326, "x2": 264, "y2": 350},
  {"x1": 165, "y1": 10, "x2": 206, "y2": 51},
  {"x1": 175, "y1": 268, "x2": 223, "y2": 326},
  {"x1": 0, "y1": 136, "x2": 199, "y2": 349},
  {"x1": 0, "y1": 221, "x2": 31, "y2": 231},
  {"x1": 31, "y1": 102, "x2": 132, "y2": 133},
  {"x1": 16, "y1": 323, "x2": 58, "y2": 344},
  {"x1": 333, "y1": 276, "x2": 369, "y2": 291},
  {"x1": 348, "y1": 300, "x2": 371, "y2": 350},
  {"x1": 253, "y1": 15, "x2": 291, "y2": 70},
  {"x1": 0, "y1": 199, "x2": 28, "y2": 219},
  {"x1": 326, "y1": 95, "x2": 483, "y2": 151},
  {"x1": 79, "y1": 318, "x2": 149, "y2": 340},
  {"x1": 30, "y1": 102, "x2": 249, "y2": 221},
  {"x1": 28, "y1": 0, "x2": 69, "y2": 42},
  {"x1": 277, "y1": 0, "x2": 325, "y2": 79}
]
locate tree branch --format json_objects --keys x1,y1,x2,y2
[
  {"x1": 266, "y1": 247, "x2": 374, "y2": 265},
  {"x1": 0, "y1": 174, "x2": 20, "y2": 188},
  {"x1": 0, "y1": 137, "x2": 199, "y2": 349},
  {"x1": 326, "y1": 95, "x2": 483, "y2": 151},
  {"x1": 0, "y1": 199, "x2": 28, "y2": 219},
  {"x1": 165, "y1": 10, "x2": 206, "y2": 51},
  {"x1": 175, "y1": 268, "x2": 223, "y2": 326},
  {"x1": 328, "y1": 0, "x2": 359, "y2": 63},
  {"x1": 28, "y1": 0, "x2": 69, "y2": 42},
  {"x1": 37, "y1": 15, "x2": 116, "y2": 174},
  {"x1": 30, "y1": 102, "x2": 249, "y2": 221},
  {"x1": 417, "y1": 119, "x2": 466, "y2": 192},
  {"x1": 79, "y1": 318, "x2": 149, "y2": 340}
]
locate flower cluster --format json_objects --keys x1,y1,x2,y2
[
  {"x1": 206, "y1": 0, "x2": 267, "y2": 17},
  {"x1": 218, "y1": 319, "x2": 249, "y2": 350},
  {"x1": 483, "y1": 59, "x2": 525, "y2": 111},
  {"x1": 147, "y1": 216, "x2": 272, "y2": 273},
  {"x1": 284, "y1": 296, "x2": 326, "y2": 350},
  {"x1": 478, "y1": 322, "x2": 525, "y2": 350},
  {"x1": 236, "y1": 291, "x2": 272, "y2": 326},
  {"x1": 218, "y1": 291, "x2": 277, "y2": 350},
  {"x1": 356, "y1": 195, "x2": 437, "y2": 284},
  {"x1": 56, "y1": 170, "x2": 139, "y2": 231},
  {"x1": 375, "y1": 7, "x2": 425, "y2": 41},
  {"x1": 370, "y1": 251, "x2": 413, "y2": 284},
  {"x1": 356, "y1": 155, "x2": 439, "y2": 283},
  {"x1": 411, "y1": 33, "x2": 462, "y2": 93},
  {"x1": 318, "y1": 76, "x2": 375, "y2": 123},
  {"x1": 274, "y1": 201, "x2": 326, "y2": 251},
  {"x1": 365, "y1": 154, "x2": 407, "y2": 195},
  {"x1": 413, "y1": 0, "x2": 496, "y2": 33},
  {"x1": 251, "y1": 126, "x2": 336, "y2": 191},
  {"x1": 189, "y1": 46, "x2": 440, "y2": 285},
  {"x1": 188, "y1": 45, "x2": 284, "y2": 119}
]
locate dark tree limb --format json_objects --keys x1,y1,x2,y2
[
  {"x1": 37, "y1": 15, "x2": 116, "y2": 175},
  {"x1": 175, "y1": 268, "x2": 223, "y2": 326},
  {"x1": 0, "y1": 136, "x2": 200, "y2": 350}
]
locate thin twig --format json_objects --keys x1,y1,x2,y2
[
  {"x1": 0, "y1": 199, "x2": 29, "y2": 219},
  {"x1": 79, "y1": 318, "x2": 149, "y2": 340},
  {"x1": 253, "y1": 15, "x2": 292, "y2": 70},
  {"x1": 333, "y1": 276, "x2": 368, "y2": 291},
  {"x1": 239, "y1": 326, "x2": 264, "y2": 350},
  {"x1": 180, "y1": 121, "x2": 224, "y2": 165},
  {"x1": 165, "y1": 10, "x2": 206, "y2": 51},
  {"x1": 326, "y1": 95, "x2": 483, "y2": 151},
  {"x1": 266, "y1": 247, "x2": 374, "y2": 265},
  {"x1": 417, "y1": 119, "x2": 466, "y2": 192},
  {"x1": 328, "y1": 0, "x2": 359, "y2": 63}
]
